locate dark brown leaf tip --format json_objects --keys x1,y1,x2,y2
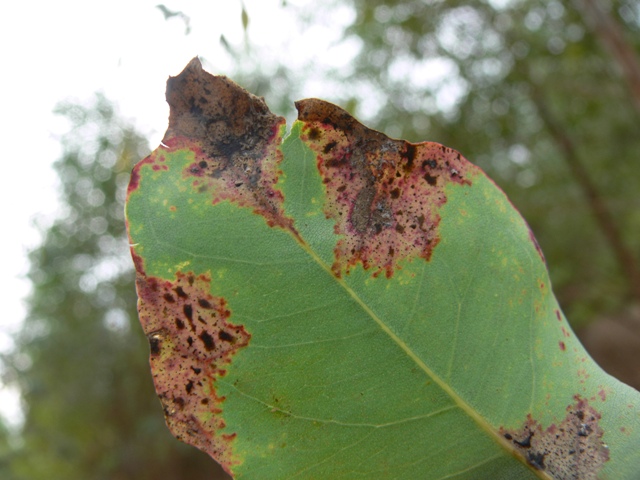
[
  {"x1": 295, "y1": 98, "x2": 473, "y2": 278},
  {"x1": 500, "y1": 396, "x2": 609, "y2": 479},
  {"x1": 163, "y1": 57, "x2": 293, "y2": 230},
  {"x1": 136, "y1": 270, "x2": 250, "y2": 473}
]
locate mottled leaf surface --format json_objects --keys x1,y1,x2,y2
[{"x1": 126, "y1": 58, "x2": 640, "y2": 479}]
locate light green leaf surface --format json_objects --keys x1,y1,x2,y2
[{"x1": 126, "y1": 58, "x2": 640, "y2": 479}]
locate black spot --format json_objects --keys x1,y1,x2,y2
[
  {"x1": 390, "y1": 188, "x2": 401, "y2": 199},
  {"x1": 189, "y1": 103, "x2": 203, "y2": 116},
  {"x1": 201, "y1": 398, "x2": 210, "y2": 405},
  {"x1": 337, "y1": 185, "x2": 347, "y2": 192},
  {"x1": 576, "y1": 410, "x2": 585, "y2": 421},
  {"x1": 395, "y1": 224, "x2": 405, "y2": 234},
  {"x1": 163, "y1": 293, "x2": 175, "y2": 303},
  {"x1": 191, "y1": 366, "x2": 202, "y2": 374},
  {"x1": 187, "y1": 336, "x2": 193, "y2": 346},
  {"x1": 422, "y1": 159, "x2": 437, "y2": 169},
  {"x1": 527, "y1": 451, "x2": 545, "y2": 470},
  {"x1": 198, "y1": 160, "x2": 208, "y2": 169},
  {"x1": 149, "y1": 336, "x2": 161, "y2": 356},
  {"x1": 578, "y1": 424, "x2": 591, "y2": 437},
  {"x1": 174, "y1": 397, "x2": 186, "y2": 409},
  {"x1": 515, "y1": 433, "x2": 533, "y2": 448},
  {"x1": 424, "y1": 173, "x2": 437, "y2": 186},
  {"x1": 198, "y1": 298, "x2": 213, "y2": 309},
  {"x1": 308, "y1": 127, "x2": 321, "y2": 140},
  {"x1": 402, "y1": 144, "x2": 417, "y2": 172},
  {"x1": 186, "y1": 380, "x2": 194, "y2": 394},
  {"x1": 175, "y1": 286, "x2": 188, "y2": 298},
  {"x1": 199, "y1": 331, "x2": 215, "y2": 351},
  {"x1": 219, "y1": 331, "x2": 234, "y2": 342},
  {"x1": 183, "y1": 304, "x2": 193, "y2": 321},
  {"x1": 323, "y1": 140, "x2": 337, "y2": 153},
  {"x1": 504, "y1": 433, "x2": 513, "y2": 440},
  {"x1": 175, "y1": 318, "x2": 185, "y2": 330}
]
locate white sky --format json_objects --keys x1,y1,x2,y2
[{"x1": 0, "y1": 0, "x2": 360, "y2": 429}]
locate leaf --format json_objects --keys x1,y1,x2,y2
[{"x1": 125, "y1": 58, "x2": 640, "y2": 479}]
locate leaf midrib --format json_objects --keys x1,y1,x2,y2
[{"x1": 295, "y1": 232, "x2": 548, "y2": 479}]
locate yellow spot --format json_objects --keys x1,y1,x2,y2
[{"x1": 175, "y1": 261, "x2": 192, "y2": 271}]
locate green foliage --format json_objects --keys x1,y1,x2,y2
[
  {"x1": 126, "y1": 60, "x2": 640, "y2": 479},
  {"x1": 2, "y1": 95, "x2": 228, "y2": 479}
]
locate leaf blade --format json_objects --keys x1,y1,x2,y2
[{"x1": 126, "y1": 59, "x2": 640, "y2": 479}]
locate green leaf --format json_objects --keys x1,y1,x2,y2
[{"x1": 125, "y1": 58, "x2": 640, "y2": 479}]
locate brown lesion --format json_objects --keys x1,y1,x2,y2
[
  {"x1": 162, "y1": 57, "x2": 294, "y2": 230},
  {"x1": 500, "y1": 396, "x2": 609, "y2": 479},
  {"x1": 295, "y1": 98, "x2": 474, "y2": 278},
  {"x1": 135, "y1": 269, "x2": 250, "y2": 474}
]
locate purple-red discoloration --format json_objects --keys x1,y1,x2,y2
[
  {"x1": 295, "y1": 99, "x2": 474, "y2": 278},
  {"x1": 529, "y1": 228, "x2": 546, "y2": 263},
  {"x1": 500, "y1": 396, "x2": 609, "y2": 479},
  {"x1": 136, "y1": 269, "x2": 250, "y2": 473}
]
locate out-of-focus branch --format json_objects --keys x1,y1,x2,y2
[
  {"x1": 529, "y1": 84, "x2": 640, "y2": 300},
  {"x1": 576, "y1": 0, "x2": 640, "y2": 113}
]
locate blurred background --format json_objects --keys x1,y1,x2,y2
[{"x1": 1, "y1": 0, "x2": 639, "y2": 478}]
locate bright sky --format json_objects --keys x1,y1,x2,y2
[{"x1": 0, "y1": 0, "x2": 360, "y2": 429}]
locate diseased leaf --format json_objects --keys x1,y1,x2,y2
[{"x1": 126, "y1": 58, "x2": 640, "y2": 479}]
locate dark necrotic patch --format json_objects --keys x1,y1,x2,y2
[
  {"x1": 424, "y1": 173, "x2": 438, "y2": 186},
  {"x1": 527, "y1": 451, "x2": 546, "y2": 470},
  {"x1": 219, "y1": 331, "x2": 234, "y2": 342},
  {"x1": 199, "y1": 331, "x2": 215, "y2": 351},
  {"x1": 323, "y1": 140, "x2": 337, "y2": 153},
  {"x1": 198, "y1": 298, "x2": 213, "y2": 309},
  {"x1": 149, "y1": 334, "x2": 161, "y2": 356},
  {"x1": 308, "y1": 127, "x2": 322, "y2": 140}
]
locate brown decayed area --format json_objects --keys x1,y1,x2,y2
[
  {"x1": 161, "y1": 57, "x2": 293, "y2": 230},
  {"x1": 135, "y1": 267, "x2": 251, "y2": 474},
  {"x1": 295, "y1": 99, "x2": 473, "y2": 278},
  {"x1": 500, "y1": 396, "x2": 609, "y2": 479}
]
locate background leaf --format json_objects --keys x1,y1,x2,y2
[{"x1": 126, "y1": 59, "x2": 640, "y2": 478}]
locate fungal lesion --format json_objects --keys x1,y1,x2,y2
[
  {"x1": 134, "y1": 270, "x2": 251, "y2": 470},
  {"x1": 162, "y1": 57, "x2": 293, "y2": 231},
  {"x1": 500, "y1": 396, "x2": 609, "y2": 480},
  {"x1": 296, "y1": 98, "x2": 473, "y2": 278}
]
